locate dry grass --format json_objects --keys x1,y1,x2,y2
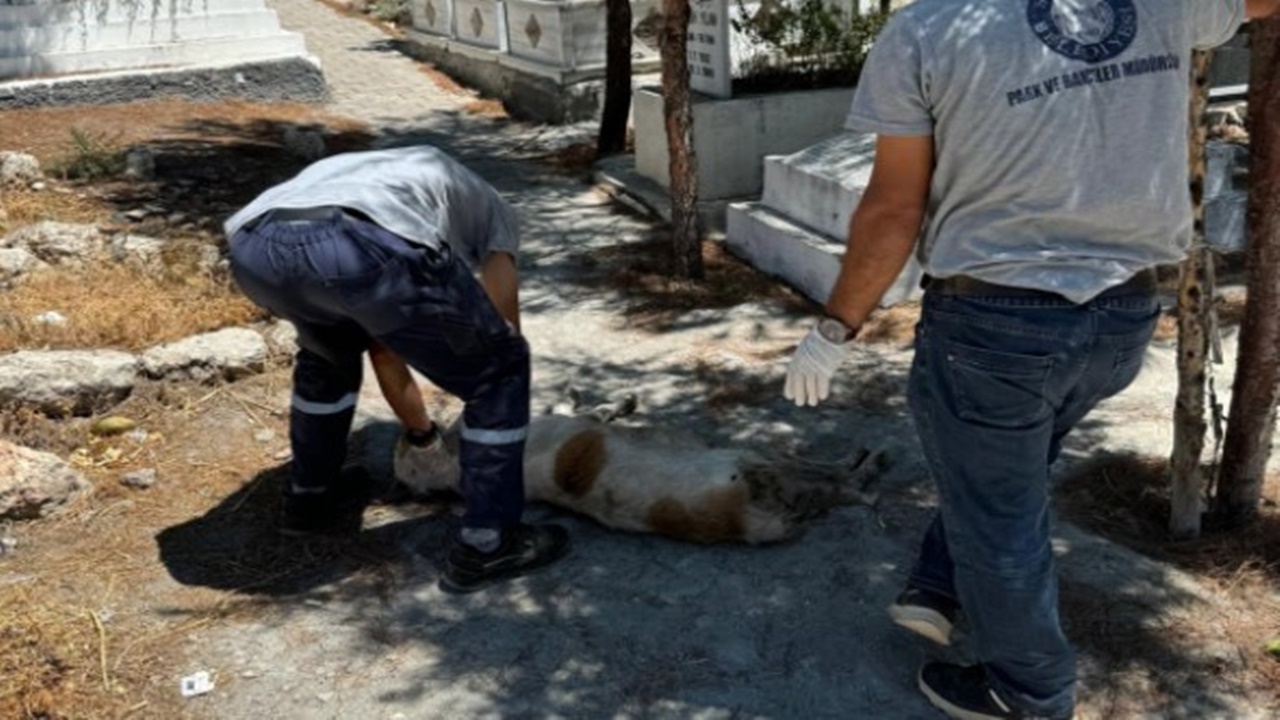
[
  {"x1": 1056, "y1": 454, "x2": 1280, "y2": 701},
  {"x1": 0, "y1": 189, "x2": 110, "y2": 233},
  {"x1": 0, "y1": 376, "x2": 291, "y2": 719},
  {"x1": 591, "y1": 237, "x2": 816, "y2": 331},
  {"x1": 462, "y1": 98, "x2": 509, "y2": 118},
  {"x1": 1, "y1": 100, "x2": 368, "y2": 167},
  {"x1": 0, "y1": 368, "x2": 440, "y2": 720},
  {"x1": 1057, "y1": 454, "x2": 1280, "y2": 584},
  {"x1": 0, "y1": 98, "x2": 375, "y2": 243},
  {"x1": 858, "y1": 303, "x2": 921, "y2": 347},
  {"x1": 0, "y1": 262, "x2": 264, "y2": 353}
]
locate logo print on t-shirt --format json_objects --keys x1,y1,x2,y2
[{"x1": 1027, "y1": 0, "x2": 1138, "y2": 64}]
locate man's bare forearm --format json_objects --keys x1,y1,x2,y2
[
  {"x1": 368, "y1": 341, "x2": 433, "y2": 433},
  {"x1": 824, "y1": 202, "x2": 924, "y2": 332}
]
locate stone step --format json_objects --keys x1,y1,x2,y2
[
  {"x1": 725, "y1": 200, "x2": 922, "y2": 308},
  {"x1": 760, "y1": 131, "x2": 876, "y2": 241},
  {"x1": 0, "y1": 32, "x2": 309, "y2": 79},
  {"x1": 0, "y1": 11, "x2": 292, "y2": 59}
]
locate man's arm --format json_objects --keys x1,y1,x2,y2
[
  {"x1": 824, "y1": 134, "x2": 934, "y2": 333},
  {"x1": 480, "y1": 250, "x2": 520, "y2": 332},
  {"x1": 1247, "y1": 0, "x2": 1279, "y2": 18},
  {"x1": 368, "y1": 341, "x2": 434, "y2": 434}
]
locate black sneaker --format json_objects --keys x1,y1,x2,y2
[
  {"x1": 889, "y1": 587, "x2": 959, "y2": 646},
  {"x1": 277, "y1": 490, "x2": 365, "y2": 538},
  {"x1": 440, "y1": 523, "x2": 570, "y2": 594},
  {"x1": 919, "y1": 663, "x2": 1066, "y2": 720}
]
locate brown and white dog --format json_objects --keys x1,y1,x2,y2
[{"x1": 393, "y1": 391, "x2": 886, "y2": 544}]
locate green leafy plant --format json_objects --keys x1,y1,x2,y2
[
  {"x1": 731, "y1": 0, "x2": 892, "y2": 93},
  {"x1": 368, "y1": 0, "x2": 409, "y2": 23},
  {"x1": 52, "y1": 128, "x2": 127, "y2": 181}
]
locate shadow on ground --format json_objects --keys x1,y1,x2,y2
[
  {"x1": 151, "y1": 386, "x2": 1265, "y2": 717},
  {"x1": 132, "y1": 96, "x2": 1272, "y2": 716}
]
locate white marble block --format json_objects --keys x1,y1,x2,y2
[
  {"x1": 726, "y1": 131, "x2": 923, "y2": 307},
  {"x1": 408, "y1": 0, "x2": 455, "y2": 37},
  {"x1": 0, "y1": 0, "x2": 314, "y2": 80},
  {"x1": 453, "y1": 0, "x2": 506, "y2": 49}
]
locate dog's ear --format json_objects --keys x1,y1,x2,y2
[{"x1": 587, "y1": 393, "x2": 639, "y2": 423}]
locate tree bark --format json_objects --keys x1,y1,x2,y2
[
  {"x1": 1216, "y1": 18, "x2": 1280, "y2": 527},
  {"x1": 1169, "y1": 50, "x2": 1214, "y2": 540},
  {"x1": 659, "y1": 0, "x2": 704, "y2": 279},
  {"x1": 597, "y1": 0, "x2": 633, "y2": 157}
]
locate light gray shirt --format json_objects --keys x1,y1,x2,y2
[
  {"x1": 847, "y1": 0, "x2": 1246, "y2": 302},
  {"x1": 224, "y1": 145, "x2": 519, "y2": 269}
]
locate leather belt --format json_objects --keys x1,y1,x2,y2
[
  {"x1": 254, "y1": 206, "x2": 374, "y2": 226},
  {"x1": 923, "y1": 269, "x2": 1157, "y2": 300}
]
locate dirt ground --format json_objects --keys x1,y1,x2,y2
[{"x1": 2, "y1": 96, "x2": 1279, "y2": 720}]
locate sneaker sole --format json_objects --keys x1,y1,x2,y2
[
  {"x1": 438, "y1": 540, "x2": 571, "y2": 594},
  {"x1": 889, "y1": 604, "x2": 953, "y2": 646},
  {"x1": 917, "y1": 667, "x2": 1004, "y2": 720}
]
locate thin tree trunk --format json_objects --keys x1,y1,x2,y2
[
  {"x1": 659, "y1": 0, "x2": 703, "y2": 279},
  {"x1": 1216, "y1": 18, "x2": 1280, "y2": 527},
  {"x1": 597, "y1": 0, "x2": 633, "y2": 157},
  {"x1": 1169, "y1": 50, "x2": 1214, "y2": 540}
]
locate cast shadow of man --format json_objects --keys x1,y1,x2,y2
[{"x1": 155, "y1": 420, "x2": 454, "y2": 598}]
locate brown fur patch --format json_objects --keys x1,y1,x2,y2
[
  {"x1": 553, "y1": 429, "x2": 607, "y2": 497},
  {"x1": 646, "y1": 484, "x2": 750, "y2": 543}
]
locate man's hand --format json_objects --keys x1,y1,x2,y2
[{"x1": 783, "y1": 325, "x2": 849, "y2": 407}]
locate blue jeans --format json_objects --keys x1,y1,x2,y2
[
  {"x1": 905, "y1": 287, "x2": 1158, "y2": 718},
  {"x1": 229, "y1": 209, "x2": 529, "y2": 530}
]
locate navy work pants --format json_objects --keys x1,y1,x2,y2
[
  {"x1": 906, "y1": 285, "x2": 1158, "y2": 718},
  {"x1": 228, "y1": 208, "x2": 528, "y2": 529}
]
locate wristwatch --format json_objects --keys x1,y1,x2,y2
[{"x1": 817, "y1": 316, "x2": 858, "y2": 344}]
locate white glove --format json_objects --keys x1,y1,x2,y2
[
  {"x1": 393, "y1": 428, "x2": 459, "y2": 497},
  {"x1": 784, "y1": 325, "x2": 849, "y2": 407}
]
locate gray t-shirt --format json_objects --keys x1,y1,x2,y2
[
  {"x1": 224, "y1": 145, "x2": 519, "y2": 269},
  {"x1": 847, "y1": 0, "x2": 1246, "y2": 302}
]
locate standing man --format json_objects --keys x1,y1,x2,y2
[
  {"x1": 783, "y1": 1, "x2": 1276, "y2": 718},
  {"x1": 225, "y1": 145, "x2": 569, "y2": 594}
]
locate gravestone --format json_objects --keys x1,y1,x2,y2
[
  {"x1": 688, "y1": 0, "x2": 732, "y2": 98},
  {"x1": 403, "y1": 0, "x2": 661, "y2": 123},
  {"x1": 453, "y1": 0, "x2": 507, "y2": 50},
  {"x1": 0, "y1": 0, "x2": 325, "y2": 108},
  {"x1": 632, "y1": 0, "x2": 868, "y2": 203},
  {"x1": 725, "y1": 131, "x2": 922, "y2": 307}
]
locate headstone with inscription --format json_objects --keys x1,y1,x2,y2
[{"x1": 688, "y1": 0, "x2": 732, "y2": 98}]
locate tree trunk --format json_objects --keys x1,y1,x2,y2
[
  {"x1": 1216, "y1": 18, "x2": 1280, "y2": 527},
  {"x1": 659, "y1": 0, "x2": 703, "y2": 279},
  {"x1": 1169, "y1": 50, "x2": 1214, "y2": 540},
  {"x1": 597, "y1": 0, "x2": 633, "y2": 157}
]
